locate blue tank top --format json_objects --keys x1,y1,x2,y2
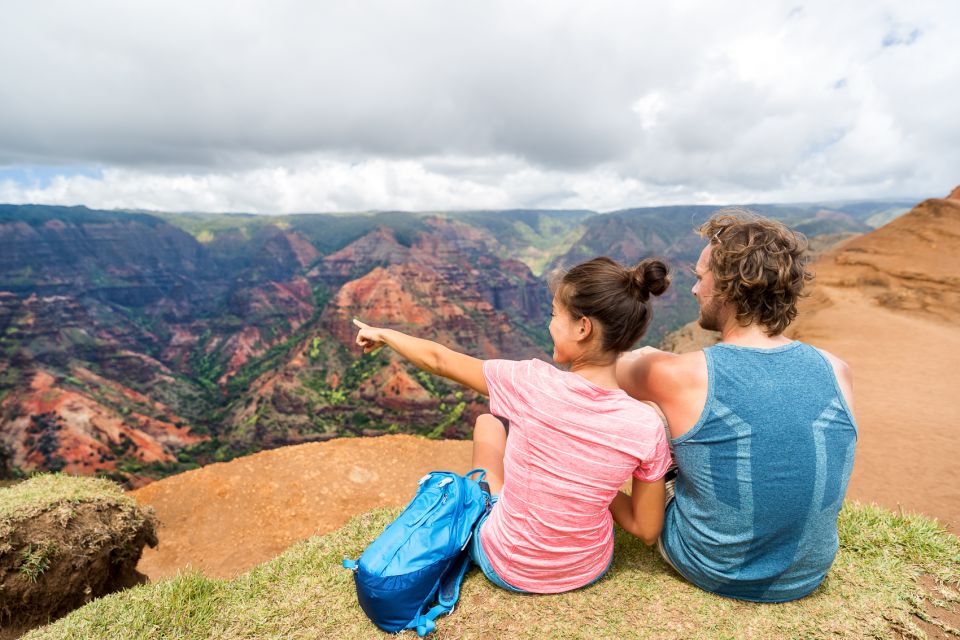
[{"x1": 660, "y1": 341, "x2": 857, "y2": 602}]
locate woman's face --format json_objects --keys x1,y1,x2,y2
[{"x1": 548, "y1": 296, "x2": 582, "y2": 364}]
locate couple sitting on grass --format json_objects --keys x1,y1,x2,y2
[{"x1": 353, "y1": 210, "x2": 857, "y2": 603}]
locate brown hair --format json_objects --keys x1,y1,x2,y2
[
  {"x1": 553, "y1": 256, "x2": 670, "y2": 353},
  {"x1": 699, "y1": 208, "x2": 813, "y2": 335}
]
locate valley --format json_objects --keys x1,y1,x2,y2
[{"x1": 0, "y1": 200, "x2": 913, "y2": 485}]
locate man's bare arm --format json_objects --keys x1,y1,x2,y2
[
  {"x1": 816, "y1": 348, "x2": 856, "y2": 415},
  {"x1": 615, "y1": 347, "x2": 678, "y2": 403}
]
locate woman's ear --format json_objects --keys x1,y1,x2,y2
[{"x1": 576, "y1": 316, "x2": 594, "y2": 343}]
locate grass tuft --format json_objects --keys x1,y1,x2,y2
[
  {"x1": 19, "y1": 542, "x2": 58, "y2": 582},
  {"x1": 24, "y1": 502, "x2": 960, "y2": 640}
]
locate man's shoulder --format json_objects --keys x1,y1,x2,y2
[
  {"x1": 650, "y1": 349, "x2": 707, "y2": 384},
  {"x1": 808, "y1": 345, "x2": 854, "y2": 388},
  {"x1": 618, "y1": 347, "x2": 708, "y2": 404},
  {"x1": 811, "y1": 345, "x2": 849, "y2": 367}
]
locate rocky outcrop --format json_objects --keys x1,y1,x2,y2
[
  {"x1": 0, "y1": 206, "x2": 208, "y2": 306},
  {"x1": 0, "y1": 474, "x2": 158, "y2": 635},
  {"x1": 357, "y1": 361, "x2": 436, "y2": 410},
  {"x1": 810, "y1": 195, "x2": 960, "y2": 321},
  {"x1": 309, "y1": 227, "x2": 412, "y2": 290},
  {"x1": 311, "y1": 219, "x2": 548, "y2": 324},
  {"x1": 242, "y1": 228, "x2": 322, "y2": 282},
  {"x1": 217, "y1": 277, "x2": 318, "y2": 378},
  {"x1": 321, "y1": 262, "x2": 545, "y2": 360}
]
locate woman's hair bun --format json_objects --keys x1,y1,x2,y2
[{"x1": 629, "y1": 258, "x2": 670, "y2": 299}]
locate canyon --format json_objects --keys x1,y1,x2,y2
[{"x1": 0, "y1": 199, "x2": 915, "y2": 485}]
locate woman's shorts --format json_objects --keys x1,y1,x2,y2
[{"x1": 469, "y1": 496, "x2": 529, "y2": 593}]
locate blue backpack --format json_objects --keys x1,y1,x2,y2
[{"x1": 343, "y1": 468, "x2": 492, "y2": 636}]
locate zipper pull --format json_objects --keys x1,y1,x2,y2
[
  {"x1": 418, "y1": 473, "x2": 432, "y2": 485},
  {"x1": 437, "y1": 477, "x2": 454, "y2": 487}
]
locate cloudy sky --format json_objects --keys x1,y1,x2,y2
[{"x1": 0, "y1": 0, "x2": 957, "y2": 213}]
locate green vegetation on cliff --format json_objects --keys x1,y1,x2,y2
[
  {"x1": 24, "y1": 502, "x2": 960, "y2": 639},
  {"x1": 0, "y1": 205, "x2": 166, "y2": 228}
]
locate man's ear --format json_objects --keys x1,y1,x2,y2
[{"x1": 577, "y1": 316, "x2": 594, "y2": 343}]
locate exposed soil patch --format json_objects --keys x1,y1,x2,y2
[
  {"x1": 890, "y1": 574, "x2": 960, "y2": 639},
  {"x1": 131, "y1": 434, "x2": 473, "y2": 580}
]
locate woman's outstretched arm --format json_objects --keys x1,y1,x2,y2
[{"x1": 353, "y1": 318, "x2": 488, "y2": 395}]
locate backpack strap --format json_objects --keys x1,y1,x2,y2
[
  {"x1": 438, "y1": 549, "x2": 473, "y2": 607},
  {"x1": 412, "y1": 551, "x2": 473, "y2": 637},
  {"x1": 464, "y1": 468, "x2": 486, "y2": 482},
  {"x1": 465, "y1": 467, "x2": 491, "y2": 501},
  {"x1": 414, "y1": 604, "x2": 444, "y2": 637}
]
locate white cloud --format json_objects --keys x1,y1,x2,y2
[{"x1": 0, "y1": 0, "x2": 957, "y2": 211}]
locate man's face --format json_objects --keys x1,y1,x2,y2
[{"x1": 692, "y1": 243, "x2": 723, "y2": 331}]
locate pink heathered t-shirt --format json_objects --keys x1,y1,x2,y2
[{"x1": 479, "y1": 358, "x2": 672, "y2": 594}]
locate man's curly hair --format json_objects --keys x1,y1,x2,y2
[{"x1": 699, "y1": 209, "x2": 814, "y2": 336}]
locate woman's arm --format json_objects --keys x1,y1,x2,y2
[
  {"x1": 609, "y1": 477, "x2": 666, "y2": 546},
  {"x1": 353, "y1": 318, "x2": 488, "y2": 395}
]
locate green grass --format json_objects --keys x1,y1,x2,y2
[
  {"x1": 23, "y1": 501, "x2": 960, "y2": 639},
  {"x1": 0, "y1": 474, "x2": 136, "y2": 528}
]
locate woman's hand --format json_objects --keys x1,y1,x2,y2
[
  {"x1": 350, "y1": 318, "x2": 488, "y2": 395},
  {"x1": 353, "y1": 318, "x2": 386, "y2": 353}
]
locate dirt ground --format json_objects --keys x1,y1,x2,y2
[
  {"x1": 790, "y1": 282, "x2": 960, "y2": 533},
  {"x1": 131, "y1": 435, "x2": 474, "y2": 580}
]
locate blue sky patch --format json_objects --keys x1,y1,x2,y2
[
  {"x1": 882, "y1": 27, "x2": 921, "y2": 48},
  {"x1": 0, "y1": 166, "x2": 103, "y2": 188}
]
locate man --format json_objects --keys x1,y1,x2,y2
[{"x1": 616, "y1": 209, "x2": 857, "y2": 602}]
